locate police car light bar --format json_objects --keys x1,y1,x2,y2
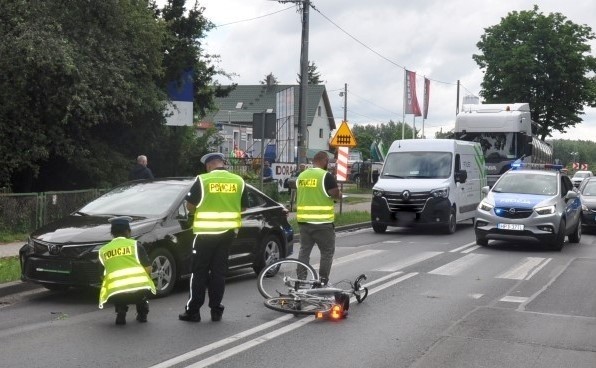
[{"x1": 511, "y1": 162, "x2": 563, "y2": 171}]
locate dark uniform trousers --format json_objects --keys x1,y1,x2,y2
[
  {"x1": 108, "y1": 290, "x2": 150, "y2": 315},
  {"x1": 185, "y1": 230, "x2": 236, "y2": 313}
]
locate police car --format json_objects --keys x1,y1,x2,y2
[{"x1": 475, "y1": 163, "x2": 582, "y2": 250}]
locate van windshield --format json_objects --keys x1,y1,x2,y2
[{"x1": 382, "y1": 152, "x2": 452, "y2": 179}]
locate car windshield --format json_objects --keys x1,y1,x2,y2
[
  {"x1": 382, "y1": 151, "x2": 452, "y2": 179},
  {"x1": 581, "y1": 181, "x2": 596, "y2": 196},
  {"x1": 493, "y1": 173, "x2": 557, "y2": 195},
  {"x1": 79, "y1": 181, "x2": 189, "y2": 217},
  {"x1": 573, "y1": 173, "x2": 590, "y2": 179}
]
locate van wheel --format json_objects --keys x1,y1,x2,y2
[
  {"x1": 445, "y1": 209, "x2": 457, "y2": 234},
  {"x1": 476, "y1": 237, "x2": 488, "y2": 246},
  {"x1": 372, "y1": 223, "x2": 387, "y2": 233},
  {"x1": 149, "y1": 248, "x2": 177, "y2": 297}
]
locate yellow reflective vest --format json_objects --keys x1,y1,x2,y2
[
  {"x1": 192, "y1": 170, "x2": 244, "y2": 234},
  {"x1": 296, "y1": 168, "x2": 335, "y2": 223},
  {"x1": 98, "y1": 237, "x2": 155, "y2": 309}
]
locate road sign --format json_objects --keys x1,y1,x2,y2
[
  {"x1": 329, "y1": 121, "x2": 357, "y2": 148},
  {"x1": 581, "y1": 163, "x2": 589, "y2": 170},
  {"x1": 336, "y1": 147, "x2": 348, "y2": 181},
  {"x1": 572, "y1": 162, "x2": 579, "y2": 170}
]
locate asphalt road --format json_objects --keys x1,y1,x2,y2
[{"x1": 2, "y1": 223, "x2": 596, "y2": 368}]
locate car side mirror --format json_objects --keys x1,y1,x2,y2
[
  {"x1": 455, "y1": 170, "x2": 467, "y2": 183},
  {"x1": 565, "y1": 190, "x2": 578, "y2": 200},
  {"x1": 481, "y1": 186, "x2": 490, "y2": 195}
]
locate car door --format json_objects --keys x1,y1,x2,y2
[
  {"x1": 561, "y1": 175, "x2": 580, "y2": 232},
  {"x1": 229, "y1": 186, "x2": 264, "y2": 268}
]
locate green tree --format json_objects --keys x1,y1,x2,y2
[
  {"x1": 352, "y1": 121, "x2": 414, "y2": 160},
  {"x1": 473, "y1": 5, "x2": 596, "y2": 140},
  {"x1": 260, "y1": 73, "x2": 279, "y2": 85},
  {"x1": 296, "y1": 61, "x2": 323, "y2": 85}
]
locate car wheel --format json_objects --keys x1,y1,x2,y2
[
  {"x1": 42, "y1": 283, "x2": 69, "y2": 291},
  {"x1": 445, "y1": 208, "x2": 457, "y2": 234},
  {"x1": 476, "y1": 237, "x2": 488, "y2": 246},
  {"x1": 549, "y1": 219, "x2": 566, "y2": 251},
  {"x1": 372, "y1": 223, "x2": 387, "y2": 233},
  {"x1": 252, "y1": 234, "x2": 282, "y2": 274},
  {"x1": 568, "y1": 219, "x2": 581, "y2": 243},
  {"x1": 149, "y1": 248, "x2": 177, "y2": 297}
]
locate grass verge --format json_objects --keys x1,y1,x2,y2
[
  {"x1": 0, "y1": 232, "x2": 28, "y2": 243},
  {"x1": 0, "y1": 256, "x2": 21, "y2": 283}
]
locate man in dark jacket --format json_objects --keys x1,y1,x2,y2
[{"x1": 129, "y1": 155, "x2": 154, "y2": 180}]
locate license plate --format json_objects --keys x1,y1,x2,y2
[{"x1": 498, "y1": 223, "x2": 524, "y2": 231}]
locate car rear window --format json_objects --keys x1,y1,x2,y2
[{"x1": 79, "y1": 182, "x2": 189, "y2": 217}]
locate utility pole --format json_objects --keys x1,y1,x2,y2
[
  {"x1": 343, "y1": 83, "x2": 347, "y2": 122},
  {"x1": 279, "y1": 0, "x2": 309, "y2": 165}
]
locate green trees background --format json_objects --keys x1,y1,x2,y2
[{"x1": 0, "y1": 0, "x2": 226, "y2": 192}]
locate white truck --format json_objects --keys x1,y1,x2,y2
[
  {"x1": 371, "y1": 139, "x2": 486, "y2": 234},
  {"x1": 454, "y1": 103, "x2": 552, "y2": 187}
]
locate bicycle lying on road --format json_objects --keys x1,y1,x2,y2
[{"x1": 257, "y1": 258, "x2": 369, "y2": 319}]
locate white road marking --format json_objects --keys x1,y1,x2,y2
[
  {"x1": 374, "y1": 251, "x2": 443, "y2": 272},
  {"x1": 496, "y1": 257, "x2": 551, "y2": 280},
  {"x1": 311, "y1": 249, "x2": 385, "y2": 270},
  {"x1": 500, "y1": 296, "x2": 529, "y2": 303},
  {"x1": 428, "y1": 253, "x2": 489, "y2": 276},
  {"x1": 449, "y1": 242, "x2": 477, "y2": 253},
  {"x1": 469, "y1": 293, "x2": 484, "y2": 299},
  {"x1": 383, "y1": 240, "x2": 401, "y2": 243},
  {"x1": 461, "y1": 245, "x2": 480, "y2": 254}
]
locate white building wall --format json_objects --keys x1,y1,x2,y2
[{"x1": 308, "y1": 97, "x2": 331, "y2": 150}]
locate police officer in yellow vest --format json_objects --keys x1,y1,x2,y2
[
  {"x1": 98, "y1": 216, "x2": 155, "y2": 325},
  {"x1": 297, "y1": 151, "x2": 342, "y2": 285},
  {"x1": 179, "y1": 152, "x2": 248, "y2": 323}
]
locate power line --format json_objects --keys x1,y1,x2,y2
[{"x1": 214, "y1": 5, "x2": 295, "y2": 28}]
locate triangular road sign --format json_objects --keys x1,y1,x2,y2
[{"x1": 329, "y1": 121, "x2": 357, "y2": 148}]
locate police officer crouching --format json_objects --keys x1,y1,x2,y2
[
  {"x1": 98, "y1": 216, "x2": 156, "y2": 325},
  {"x1": 179, "y1": 152, "x2": 247, "y2": 323}
]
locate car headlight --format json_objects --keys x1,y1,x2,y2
[
  {"x1": 582, "y1": 204, "x2": 589, "y2": 212},
  {"x1": 478, "y1": 200, "x2": 494, "y2": 212},
  {"x1": 534, "y1": 205, "x2": 556, "y2": 215},
  {"x1": 430, "y1": 187, "x2": 449, "y2": 198},
  {"x1": 373, "y1": 189, "x2": 384, "y2": 197}
]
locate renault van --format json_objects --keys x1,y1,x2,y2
[{"x1": 371, "y1": 139, "x2": 486, "y2": 234}]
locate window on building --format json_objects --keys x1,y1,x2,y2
[
  {"x1": 318, "y1": 106, "x2": 322, "y2": 116},
  {"x1": 319, "y1": 129, "x2": 323, "y2": 138}
]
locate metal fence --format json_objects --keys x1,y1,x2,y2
[{"x1": 0, "y1": 189, "x2": 105, "y2": 234}]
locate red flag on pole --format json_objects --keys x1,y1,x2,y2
[
  {"x1": 423, "y1": 77, "x2": 430, "y2": 119},
  {"x1": 404, "y1": 70, "x2": 421, "y2": 116}
]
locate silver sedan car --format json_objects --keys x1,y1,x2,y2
[{"x1": 475, "y1": 164, "x2": 582, "y2": 250}]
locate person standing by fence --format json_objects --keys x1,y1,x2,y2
[{"x1": 129, "y1": 155, "x2": 154, "y2": 180}]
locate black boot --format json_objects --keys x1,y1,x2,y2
[
  {"x1": 210, "y1": 305, "x2": 224, "y2": 322},
  {"x1": 179, "y1": 310, "x2": 201, "y2": 322},
  {"x1": 136, "y1": 300, "x2": 149, "y2": 323},
  {"x1": 115, "y1": 305, "x2": 128, "y2": 325}
]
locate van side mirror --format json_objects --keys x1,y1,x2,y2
[
  {"x1": 524, "y1": 135, "x2": 533, "y2": 156},
  {"x1": 455, "y1": 170, "x2": 467, "y2": 183},
  {"x1": 481, "y1": 186, "x2": 490, "y2": 195}
]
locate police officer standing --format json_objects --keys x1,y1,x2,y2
[
  {"x1": 179, "y1": 152, "x2": 247, "y2": 322},
  {"x1": 98, "y1": 216, "x2": 156, "y2": 325},
  {"x1": 296, "y1": 151, "x2": 342, "y2": 285}
]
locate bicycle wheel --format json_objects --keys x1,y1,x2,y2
[
  {"x1": 264, "y1": 297, "x2": 334, "y2": 315},
  {"x1": 257, "y1": 259, "x2": 319, "y2": 299}
]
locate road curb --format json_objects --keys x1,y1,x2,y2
[
  {"x1": 0, "y1": 223, "x2": 372, "y2": 298},
  {"x1": 0, "y1": 280, "x2": 41, "y2": 298}
]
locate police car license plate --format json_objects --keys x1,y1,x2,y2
[{"x1": 497, "y1": 223, "x2": 524, "y2": 231}]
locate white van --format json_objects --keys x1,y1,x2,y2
[{"x1": 371, "y1": 139, "x2": 487, "y2": 234}]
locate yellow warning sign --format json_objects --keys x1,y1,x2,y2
[{"x1": 329, "y1": 121, "x2": 357, "y2": 148}]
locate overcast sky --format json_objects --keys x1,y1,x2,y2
[{"x1": 185, "y1": 0, "x2": 596, "y2": 141}]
